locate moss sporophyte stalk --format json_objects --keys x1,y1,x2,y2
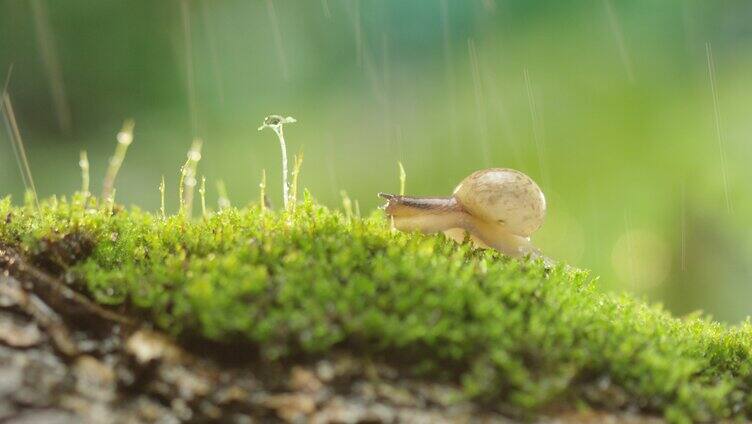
[{"x1": 3, "y1": 192, "x2": 752, "y2": 422}]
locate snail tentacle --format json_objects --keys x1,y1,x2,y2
[{"x1": 378, "y1": 193, "x2": 467, "y2": 234}]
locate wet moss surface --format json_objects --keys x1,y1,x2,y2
[{"x1": 2, "y1": 193, "x2": 752, "y2": 422}]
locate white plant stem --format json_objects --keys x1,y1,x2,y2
[
  {"x1": 258, "y1": 115, "x2": 296, "y2": 211},
  {"x1": 273, "y1": 126, "x2": 289, "y2": 210}
]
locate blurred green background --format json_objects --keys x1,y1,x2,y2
[{"x1": 2, "y1": 0, "x2": 752, "y2": 321}]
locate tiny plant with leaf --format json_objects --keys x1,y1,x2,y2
[{"x1": 258, "y1": 114, "x2": 296, "y2": 210}]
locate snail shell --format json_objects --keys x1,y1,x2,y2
[{"x1": 452, "y1": 168, "x2": 546, "y2": 237}]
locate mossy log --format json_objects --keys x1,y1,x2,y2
[{"x1": 1, "y1": 194, "x2": 751, "y2": 423}]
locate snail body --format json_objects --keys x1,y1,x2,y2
[{"x1": 379, "y1": 168, "x2": 546, "y2": 257}]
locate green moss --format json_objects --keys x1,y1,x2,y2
[{"x1": 2, "y1": 193, "x2": 752, "y2": 421}]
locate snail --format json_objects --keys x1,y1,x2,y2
[{"x1": 379, "y1": 168, "x2": 546, "y2": 258}]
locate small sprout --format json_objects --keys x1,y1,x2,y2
[
  {"x1": 216, "y1": 180, "x2": 230, "y2": 210},
  {"x1": 258, "y1": 114, "x2": 296, "y2": 210},
  {"x1": 79, "y1": 150, "x2": 90, "y2": 197},
  {"x1": 398, "y1": 161, "x2": 406, "y2": 196},
  {"x1": 290, "y1": 152, "x2": 304, "y2": 210},
  {"x1": 3, "y1": 92, "x2": 39, "y2": 210},
  {"x1": 199, "y1": 175, "x2": 207, "y2": 219},
  {"x1": 354, "y1": 199, "x2": 361, "y2": 219},
  {"x1": 341, "y1": 190, "x2": 353, "y2": 222},
  {"x1": 380, "y1": 168, "x2": 547, "y2": 258},
  {"x1": 178, "y1": 164, "x2": 186, "y2": 215},
  {"x1": 181, "y1": 138, "x2": 203, "y2": 217},
  {"x1": 107, "y1": 188, "x2": 116, "y2": 214},
  {"x1": 159, "y1": 176, "x2": 166, "y2": 219},
  {"x1": 259, "y1": 169, "x2": 267, "y2": 212},
  {"x1": 102, "y1": 119, "x2": 135, "y2": 200},
  {"x1": 257, "y1": 115, "x2": 297, "y2": 130}
]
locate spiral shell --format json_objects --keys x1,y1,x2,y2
[{"x1": 452, "y1": 168, "x2": 546, "y2": 237}]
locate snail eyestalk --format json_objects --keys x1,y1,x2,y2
[
  {"x1": 258, "y1": 114, "x2": 296, "y2": 210},
  {"x1": 102, "y1": 119, "x2": 134, "y2": 200}
]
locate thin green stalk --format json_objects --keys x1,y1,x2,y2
[
  {"x1": 259, "y1": 169, "x2": 267, "y2": 212},
  {"x1": 341, "y1": 190, "x2": 353, "y2": 222},
  {"x1": 79, "y1": 150, "x2": 89, "y2": 197},
  {"x1": 102, "y1": 119, "x2": 134, "y2": 200},
  {"x1": 181, "y1": 138, "x2": 203, "y2": 217},
  {"x1": 216, "y1": 180, "x2": 230, "y2": 210},
  {"x1": 199, "y1": 175, "x2": 207, "y2": 218},
  {"x1": 178, "y1": 159, "x2": 188, "y2": 216},
  {"x1": 2, "y1": 93, "x2": 39, "y2": 210},
  {"x1": 290, "y1": 152, "x2": 304, "y2": 210},
  {"x1": 159, "y1": 176, "x2": 166, "y2": 219},
  {"x1": 258, "y1": 115, "x2": 296, "y2": 210},
  {"x1": 398, "y1": 161, "x2": 406, "y2": 196},
  {"x1": 107, "y1": 188, "x2": 116, "y2": 214}
]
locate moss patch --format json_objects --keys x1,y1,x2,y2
[{"x1": 2, "y1": 193, "x2": 752, "y2": 422}]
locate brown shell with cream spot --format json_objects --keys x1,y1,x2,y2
[{"x1": 452, "y1": 168, "x2": 546, "y2": 237}]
